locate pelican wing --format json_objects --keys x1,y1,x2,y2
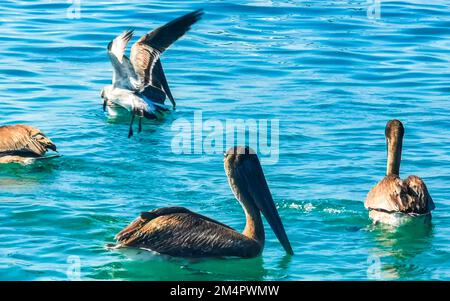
[
  {"x1": 365, "y1": 175, "x2": 434, "y2": 214},
  {"x1": 0, "y1": 125, "x2": 50, "y2": 157},
  {"x1": 404, "y1": 175, "x2": 435, "y2": 213},
  {"x1": 114, "y1": 206, "x2": 260, "y2": 258},
  {"x1": 107, "y1": 30, "x2": 138, "y2": 90},
  {"x1": 130, "y1": 9, "x2": 203, "y2": 90}
]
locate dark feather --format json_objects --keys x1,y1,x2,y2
[
  {"x1": 130, "y1": 10, "x2": 203, "y2": 89},
  {"x1": 140, "y1": 84, "x2": 166, "y2": 104},
  {"x1": 136, "y1": 9, "x2": 203, "y2": 53},
  {"x1": 114, "y1": 206, "x2": 260, "y2": 258},
  {"x1": 152, "y1": 60, "x2": 175, "y2": 108}
]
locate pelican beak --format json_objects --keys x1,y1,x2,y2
[
  {"x1": 236, "y1": 155, "x2": 294, "y2": 255},
  {"x1": 48, "y1": 143, "x2": 57, "y2": 152},
  {"x1": 44, "y1": 137, "x2": 57, "y2": 152}
]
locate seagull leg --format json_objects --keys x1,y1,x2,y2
[
  {"x1": 103, "y1": 99, "x2": 107, "y2": 112},
  {"x1": 128, "y1": 113, "x2": 135, "y2": 138},
  {"x1": 138, "y1": 117, "x2": 143, "y2": 133}
]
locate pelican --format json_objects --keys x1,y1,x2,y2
[
  {"x1": 100, "y1": 9, "x2": 203, "y2": 138},
  {"x1": 0, "y1": 125, "x2": 57, "y2": 164},
  {"x1": 109, "y1": 146, "x2": 293, "y2": 258},
  {"x1": 365, "y1": 120, "x2": 435, "y2": 225}
]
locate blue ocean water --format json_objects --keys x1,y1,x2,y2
[{"x1": 0, "y1": 0, "x2": 449, "y2": 280}]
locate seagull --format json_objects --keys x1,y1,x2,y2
[
  {"x1": 100, "y1": 9, "x2": 203, "y2": 138},
  {"x1": 0, "y1": 125, "x2": 58, "y2": 164}
]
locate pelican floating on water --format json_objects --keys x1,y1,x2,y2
[
  {"x1": 109, "y1": 146, "x2": 293, "y2": 258},
  {"x1": 365, "y1": 120, "x2": 435, "y2": 225},
  {"x1": 0, "y1": 125, "x2": 58, "y2": 164},
  {"x1": 100, "y1": 9, "x2": 203, "y2": 138}
]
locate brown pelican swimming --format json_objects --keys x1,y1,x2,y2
[
  {"x1": 110, "y1": 146, "x2": 293, "y2": 258},
  {"x1": 100, "y1": 9, "x2": 203, "y2": 138},
  {"x1": 0, "y1": 125, "x2": 57, "y2": 164},
  {"x1": 365, "y1": 120, "x2": 435, "y2": 225}
]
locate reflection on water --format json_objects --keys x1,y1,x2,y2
[
  {"x1": 0, "y1": 159, "x2": 60, "y2": 188},
  {"x1": 92, "y1": 247, "x2": 267, "y2": 280},
  {"x1": 367, "y1": 218, "x2": 434, "y2": 280},
  {"x1": 187, "y1": 256, "x2": 267, "y2": 280}
]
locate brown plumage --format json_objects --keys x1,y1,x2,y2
[
  {"x1": 114, "y1": 207, "x2": 261, "y2": 258},
  {"x1": 0, "y1": 125, "x2": 57, "y2": 164},
  {"x1": 365, "y1": 120, "x2": 435, "y2": 223},
  {"x1": 111, "y1": 146, "x2": 293, "y2": 258}
]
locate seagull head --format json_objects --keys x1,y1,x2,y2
[
  {"x1": 101, "y1": 85, "x2": 114, "y2": 111},
  {"x1": 100, "y1": 85, "x2": 114, "y2": 100}
]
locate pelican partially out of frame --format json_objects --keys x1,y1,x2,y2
[
  {"x1": 365, "y1": 120, "x2": 435, "y2": 225},
  {"x1": 0, "y1": 124, "x2": 58, "y2": 164},
  {"x1": 100, "y1": 9, "x2": 203, "y2": 138},
  {"x1": 109, "y1": 146, "x2": 293, "y2": 258}
]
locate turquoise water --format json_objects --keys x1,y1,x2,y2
[{"x1": 1, "y1": 0, "x2": 450, "y2": 280}]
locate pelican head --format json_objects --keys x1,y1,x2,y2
[
  {"x1": 224, "y1": 146, "x2": 294, "y2": 255},
  {"x1": 27, "y1": 126, "x2": 57, "y2": 152},
  {"x1": 385, "y1": 119, "x2": 404, "y2": 176}
]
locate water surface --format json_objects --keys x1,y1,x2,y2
[{"x1": 0, "y1": 0, "x2": 449, "y2": 280}]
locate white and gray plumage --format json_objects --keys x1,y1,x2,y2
[
  {"x1": 109, "y1": 146, "x2": 293, "y2": 258},
  {"x1": 365, "y1": 120, "x2": 435, "y2": 225},
  {"x1": 100, "y1": 9, "x2": 203, "y2": 138},
  {"x1": 0, "y1": 125, "x2": 58, "y2": 164}
]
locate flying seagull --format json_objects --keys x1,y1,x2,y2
[
  {"x1": 100, "y1": 9, "x2": 203, "y2": 138},
  {"x1": 0, "y1": 125, "x2": 58, "y2": 164}
]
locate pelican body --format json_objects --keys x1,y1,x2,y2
[
  {"x1": 0, "y1": 125, "x2": 57, "y2": 164},
  {"x1": 365, "y1": 120, "x2": 435, "y2": 225},
  {"x1": 110, "y1": 146, "x2": 293, "y2": 258},
  {"x1": 100, "y1": 10, "x2": 203, "y2": 138}
]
